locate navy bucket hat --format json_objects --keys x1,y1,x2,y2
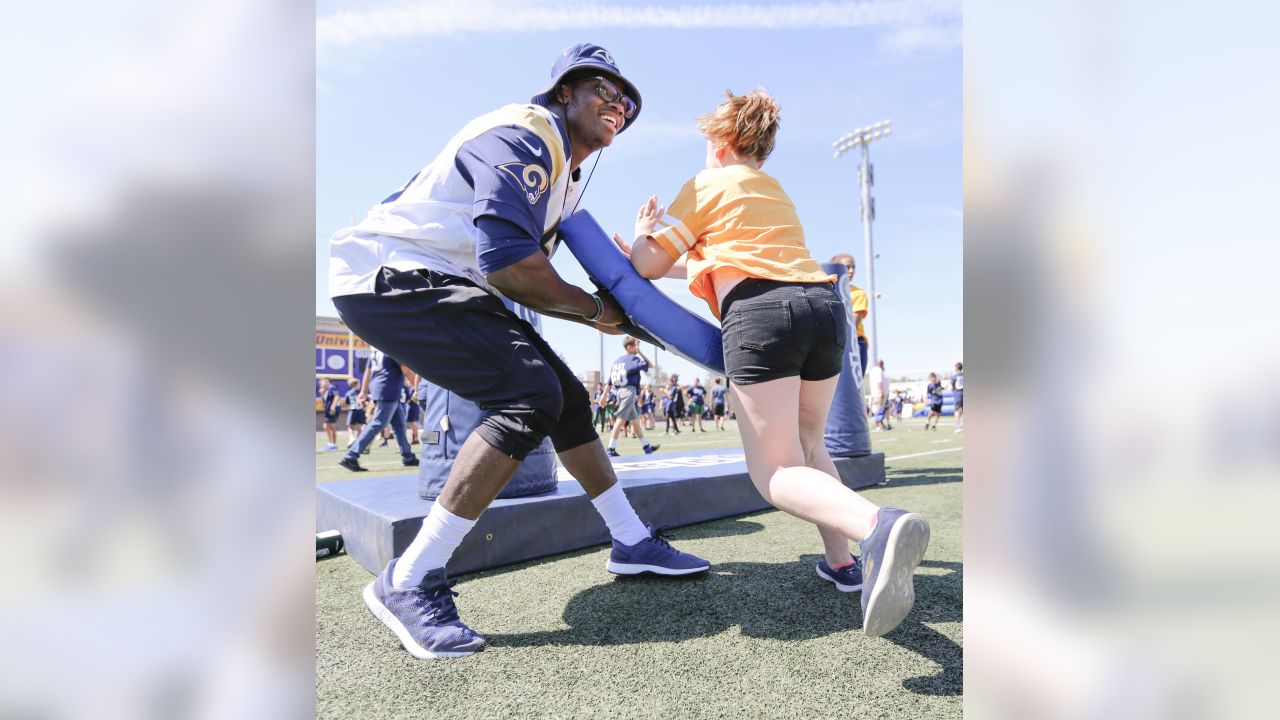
[{"x1": 531, "y1": 43, "x2": 642, "y2": 133}]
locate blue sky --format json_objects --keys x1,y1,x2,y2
[{"x1": 317, "y1": 0, "x2": 962, "y2": 381}]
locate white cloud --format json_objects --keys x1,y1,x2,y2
[
  {"x1": 318, "y1": 0, "x2": 962, "y2": 49},
  {"x1": 881, "y1": 21, "x2": 961, "y2": 53}
]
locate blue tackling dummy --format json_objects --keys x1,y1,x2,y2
[{"x1": 559, "y1": 210, "x2": 725, "y2": 375}]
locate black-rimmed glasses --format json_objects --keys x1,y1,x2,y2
[{"x1": 583, "y1": 76, "x2": 636, "y2": 118}]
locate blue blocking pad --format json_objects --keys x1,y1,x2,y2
[{"x1": 559, "y1": 210, "x2": 725, "y2": 375}]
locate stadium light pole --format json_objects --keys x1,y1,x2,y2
[{"x1": 833, "y1": 119, "x2": 891, "y2": 370}]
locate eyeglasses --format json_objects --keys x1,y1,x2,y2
[{"x1": 582, "y1": 76, "x2": 636, "y2": 118}]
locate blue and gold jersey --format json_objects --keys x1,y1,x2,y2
[{"x1": 330, "y1": 104, "x2": 582, "y2": 297}]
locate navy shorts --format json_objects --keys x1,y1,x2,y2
[
  {"x1": 323, "y1": 411, "x2": 339, "y2": 423},
  {"x1": 720, "y1": 279, "x2": 846, "y2": 386},
  {"x1": 406, "y1": 401, "x2": 421, "y2": 423},
  {"x1": 332, "y1": 267, "x2": 597, "y2": 461},
  {"x1": 713, "y1": 403, "x2": 726, "y2": 417},
  {"x1": 347, "y1": 409, "x2": 366, "y2": 425}
]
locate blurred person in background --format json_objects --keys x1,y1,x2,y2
[
  {"x1": 869, "y1": 359, "x2": 891, "y2": 431},
  {"x1": 605, "y1": 335, "x2": 659, "y2": 457},
  {"x1": 604, "y1": 384, "x2": 618, "y2": 429},
  {"x1": 344, "y1": 377, "x2": 366, "y2": 449},
  {"x1": 404, "y1": 373, "x2": 422, "y2": 445},
  {"x1": 416, "y1": 374, "x2": 430, "y2": 431},
  {"x1": 663, "y1": 374, "x2": 683, "y2": 435},
  {"x1": 687, "y1": 377, "x2": 708, "y2": 432},
  {"x1": 319, "y1": 378, "x2": 340, "y2": 451},
  {"x1": 830, "y1": 253, "x2": 870, "y2": 375},
  {"x1": 951, "y1": 361, "x2": 964, "y2": 432},
  {"x1": 591, "y1": 382, "x2": 609, "y2": 433},
  {"x1": 639, "y1": 383, "x2": 656, "y2": 431},
  {"x1": 925, "y1": 372, "x2": 944, "y2": 431},
  {"x1": 340, "y1": 348, "x2": 419, "y2": 471},
  {"x1": 711, "y1": 377, "x2": 729, "y2": 430}
]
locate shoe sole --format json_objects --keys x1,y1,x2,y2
[
  {"x1": 362, "y1": 582, "x2": 483, "y2": 659},
  {"x1": 862, "y1": 514, "x2": 930, "y2": 637},
  {"x1": 815, "y1": 565, "x2": 863, "y2": 593},
  {"x1": 605, "y1": 560, "x2": 710, "y2": 576}
]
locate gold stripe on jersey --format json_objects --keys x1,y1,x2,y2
[{"x1": 480, "y1": 104, "x2": 567, "y2": 191}]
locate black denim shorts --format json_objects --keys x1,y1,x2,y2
[{"x1": 720, "y1": 278, "x2": 847, "y2": 385}]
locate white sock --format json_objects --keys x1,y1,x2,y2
[
  {"x1": 608, "y1": 438, "x2": 616, "y2": 449},
  {"x1": 590, "y1": 483, "x2": 650, "y2": 546},
  {"x1": 641, "y1": 439, "x2": 651, "y2": 449},
  {"x1": 392, "y1": 503, "x2": 477, "y2": 589}
]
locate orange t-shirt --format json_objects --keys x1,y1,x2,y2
[
  {"x1": 848, "y1": 281, "x2": 868, "y2": 339},
  {"x1": 649, "y1": 165, "x2": 834, "y2": 318}
]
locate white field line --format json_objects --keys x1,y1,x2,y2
[
  {"x1": 327, "y1": 443, "x2": 962, "y2": 469},
  {"x1": 885, "y1": 448, "x2": 962, "y2": 462}
]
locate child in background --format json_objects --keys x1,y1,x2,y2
[
  {"x1": 687, "y1": 378, "x2": 708, "y2": 432},
  {"x1": 345, "y1": 377, "x2": 366, "y2": 449},
  {"x1": 711, "y1": 378, "x2": 729, "y2": 430},
  {"x1": 319, "y1": 378, "x2": 340, "y2": 451},
  {"x1": 404, "y1": 379, "x2": 421, "y2": 445},
  {"x1": 604, "y1": 386, "x2": 619, "y2": 430},
  {"x1": 592, "y1": 383, "x2": 609, "y2": 433},
  {"x1": 618, "y1": 89, "x2": 929, "y2": 636},
  {"x1": 926, "y1": 373, "x2": 944, "y2": 430},
  {"x1": 951, "y1": 361, "x2": 964, "y2": 432},
  {"x1": 662, "y1": 375, "x2": 683, "y2": 435},
  {"x1": 640, "y1": 383, "x2": 656, "y2": 431}
]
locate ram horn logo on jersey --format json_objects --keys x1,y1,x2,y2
[{"x1": 496, "y1": 162, "x2": 549, "y2": 205}]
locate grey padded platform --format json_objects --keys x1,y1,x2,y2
[{"x1": 317, "y1": 448, "x2": 886, "y2": 577}]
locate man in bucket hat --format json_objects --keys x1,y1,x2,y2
[{"x1": 328, "y1": 43, "x2": 709, "y2": 660}]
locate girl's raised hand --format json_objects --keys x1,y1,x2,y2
[{"x1": 634, "y1": 195, "x2": 665, "y2": 239}]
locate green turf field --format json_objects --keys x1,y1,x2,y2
[{"x1": 316, "y1": 416, "x2": 962, "y2": 718}]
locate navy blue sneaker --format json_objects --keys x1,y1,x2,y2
[
  {"x1": 643, "y1": 444, "x2": 660, "y2": 454},
  {"x1": 858, "y1": 508, "x2": 930, "y2": 637},
  {"x1": 607, "y1": 447, "x2": 621, "y2": 457},
  {"x1": 363, "y1": 560, "x2": 486, "y2": 659},
  {"x1": 607, "y1": 525, "x2": 710, "y2": 576},
  {"x1": 816, "y1": 555, "x2": 864, "y2": 592}
]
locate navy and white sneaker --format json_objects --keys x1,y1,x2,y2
[
  {"x1": 858, "y1": 507, "x2": 930, "y2": 637},
  {"x1": 606, "y1": 447, "x2": 621, "y2": 457},
  {"x1": 816, "y1": 555, "x2": 864, "y2": 592},
  {"x1": 643, "y1": 444, "x2": 660, "y2": 454},
  {"x1": 606, "y1": 525, "x2": 710, "y2": 576},
  {"x1": 362, "y1": 560, "x2": 486, "y2": 659}
]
